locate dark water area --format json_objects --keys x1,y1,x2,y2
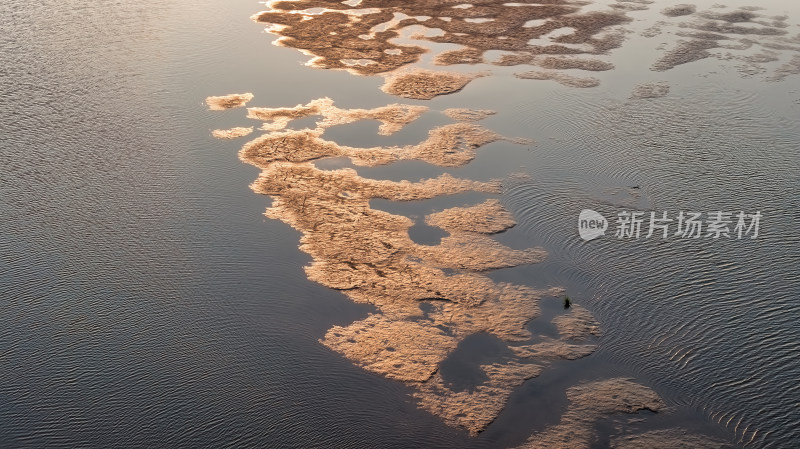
[{"x1": 1, "y1": 0, "x2": 798, "y2": 448}]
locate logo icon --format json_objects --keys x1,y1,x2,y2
[{"x1": 579, "y1": 209, "x2": 608, "y2": 241}]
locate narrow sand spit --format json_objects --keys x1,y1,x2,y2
[
  {"x1": 414, "y1": 361, "x2": 546, "y2": 433},
  {"x1": 551, "y1": 304, "x2": 602, "y2": 341},
  {"x1": 246, "y1": 97, "x2": 428, "y2": 135},
  {"x1": 240, "y1": 122, "x2": 518, "y2": 168},
  {"x1": 205, "y1": 92, "x2": 254, "y2": 110},
  {"x1": 227, "y1": 100, "x2": 723, "y2": 440},
  {"x1": 435, "y1": 48, "x2": 486, "y2": 66},
  {"x1": 381, "y1": 69, "x2": 486, "y2": 100},
  {"x1": 211, "y1": 86, "x2": 730, "y2": 443},
  {"x1": 211, "y1": 126, "x2": 254, "y2": 139},
  {"x1": 252, "y1": 1, "x2": 632, "y2": 76},
  {"x1": 322, "y1": 315, "x2": 458, "y2": 382},
  {"x1": 425, "y1": 199, "x2": 513, "y2": 234}
]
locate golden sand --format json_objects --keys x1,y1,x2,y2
[
  {"x1": 213, "y1": 90, "x2": 723, "y2": 443},
  {"x1": 230, "y1": 96, "x2": 607, "y2": 433},
  {"x1": 518, "y1": 378, "x2": 664, "y2": 449},
  {"x1": 517, "y1": 377, "x2": 728, "y2": 448},
  {"x1": 418, "y1": 284, "x2": 562, "y2": 342},
  {"x1": 322, "y1": 314, "x2": 458, "y2": 382},
  {"x1": 420, "y1": 234, "x2": 547, "y2": 272},
  {"x1": 211, "y1": 126, "x2": 254, "y2": 139},
  {"x1": 552, "y1": 304, "x2": 602, "y2": 341},
  {"x1": 252, "y1": 0, "x2": 632, "y2": 78},
  {"x1": 246, "y1": 97, "x2": 428, "y2": 135},
  {"x1": 240, "y1": 122, "x2": 513, "y2": 168},
  {"x1": 434, "y1": 48, "x2": 486, "y2": 66},
  {"x1": 381, "y1": 69, "x2": 486, "y2": 100},
  {"x1": 425, "y1": 199, "x2": 515, "y2": 234},
  {"x1": 205, "y1": 92, "x2": 255, "y2": 110},
  {"x1": 414, "y1": 361, "x2": 545, "y2": 434}
]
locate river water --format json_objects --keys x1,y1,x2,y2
[{"x1": 1, "y1": 0, "x2": 798, "y2": 448}]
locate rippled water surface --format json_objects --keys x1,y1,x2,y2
[{"x1": 1, "y1": 0, "x2": 798, "y2": 448}]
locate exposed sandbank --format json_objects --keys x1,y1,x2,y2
[
  {"x1": 252, "y1": 1, "x2": 631, "y2": 77},
  {"x1": 211, "y1": 126, "x2": 254, "y2": 139},
  {"x1": 205, "y1": 92, "x2": 254, "y2": 110},
  {"x1": 441, "y1": 108, "x2": 496, "y2": 122},
  {"x1": 518, "y1": 378, "x2": 664, "y2": 448},
  {"x1": 246, "y1": 97, "x2": 428, "y2": 135},
  {"x1": 240, "y1": 122, "x2": 515, "y2": 168},
  {"x1": 232, "y1": 97, "x2": 604, "y2": 434}
]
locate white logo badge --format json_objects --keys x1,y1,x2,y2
[{"x1": 578, "y1": 209, "x2": 608, "y2": 241}]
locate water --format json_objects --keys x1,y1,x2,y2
[
  {"x1": 501, "y1": 84, "x2": 800, "y2": 447},
  {"x1": 1, "y1": 0, "x2": 798, "y2": 447}
]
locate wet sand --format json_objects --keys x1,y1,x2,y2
[
  {"x1": 209, "y1": 94, "x2": 611, "y2": 434},
  {"x1": 208, "y1": 0, "x2": 800, "y2": 444},
  {"x1": 207, "y1": 92, "x2": 724, "y2": 441},
  {"x1": 205, "y1": 92, "x2": 254, "y2": 110}
]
